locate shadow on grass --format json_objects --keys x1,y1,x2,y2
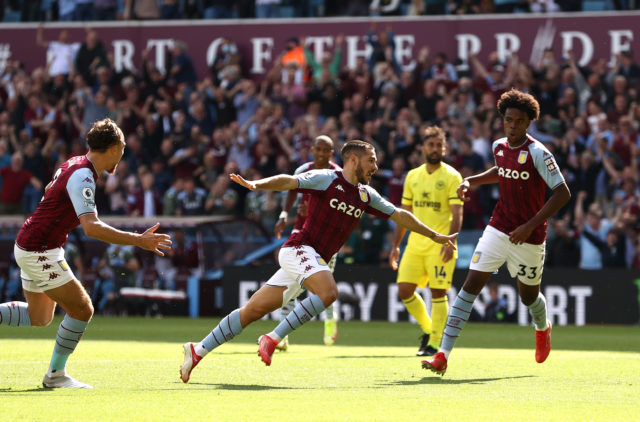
[
  {"x1": 168, "y1": 382, "x2": 308, "y2": 391},
  {"x1": 379, "y1": 375, "x2": 535, "y2": 386},
  {"x1": 0, "y1": 387, "x2": 54, "y2": 393},
  {"x1": 330, "y1": 355, "x2": 415, "y2": 359}
]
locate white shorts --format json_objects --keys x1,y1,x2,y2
[
  {"x1": 14, "y1": 244, "x2": 76, "y2": 293},
  {"x1": 266, "y1": 245, "x2": 332, "y2": 306},
  {"x1": 469, "y1": 226, "x2": 545, "y2": 286}
]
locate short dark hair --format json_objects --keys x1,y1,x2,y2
[
  {"x1": 497, "y1": 89, "x2": 540, "y2": 121},
  {"x1": 423, "y1": 126, "x2": 446, "y2": 142},
  {"x1": 341, "y1": 140, "x2": 374, "y2": 162},
  {"x1": 86, "y1": 118, "x2": 124, "y2": 152}
]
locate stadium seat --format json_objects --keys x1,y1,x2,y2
[{"x1": 581, "y1": 0, "x2": 613, "y2": 10}]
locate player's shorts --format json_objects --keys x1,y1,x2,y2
[
  {"x1": 396, "y1": 249, "x2": 455, "y2": 290},
  {"x1": 266, "y1": 245, "x2": 332, "y2": 306},
  {"x1": 469, "y1": 225, "x2": 545, "y2": 286},
  {"x1": 14, "y1": 244, "x2": 76, "y2": 293}
]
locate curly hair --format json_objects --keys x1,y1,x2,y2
[
  {"x1": 497, "y1": 89, "x2": 540, "y2": 122},
  {"x1": 86, "y1": 118, "x2": 124, "y2": 152}
]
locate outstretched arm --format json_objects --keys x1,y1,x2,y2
[
  {"x1": 79, "y1": 214, "x2": 172, "y2": 256},
  {"x1": 390, "y1": 208, "x2": 458, "y2": 249},
  {"x1": 230, "y1": 173, "x2": 298, "y2": 192}
]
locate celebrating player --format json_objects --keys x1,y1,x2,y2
[
  {"x1": 180, "y1": 140, "x2": 458, "y2": 382},
  {"x1": 0, "y1": 119, "x2": 172, "y2": 388},
  {"x1": 389, "y1": 126, "x2": 463, "y2": 356},
  {"x1": 422, "y1": 89, "x2": 571, "y2": 375},
  {"x1": 274, "y1": 135, "x2": 341, "y2": 349}
]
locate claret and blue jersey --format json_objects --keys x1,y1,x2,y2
[
  {"x1": 490, "y1": 135, "x2": 566, "y2": 244},
  {"x1": 284, "y1": 169, "x2": 396, "y2": 261}
]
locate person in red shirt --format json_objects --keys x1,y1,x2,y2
[{"x1": 0, "y1": 152, "x2": 42, "y2": 215}]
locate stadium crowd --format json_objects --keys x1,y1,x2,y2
[
  {"x1": 0, "y1": 16, "x2": 639, "y2": 307},
  {"x1": 1, "y1": 0, "x2": 638, "y2": 22}
]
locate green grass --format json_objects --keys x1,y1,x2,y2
[{"x1": 1, "y1": 317, "x2": 639, "y2": 421}]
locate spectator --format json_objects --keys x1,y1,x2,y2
[
  {"x1": 546, "y1": 216, "x2": 580, "y2": 267},
  {"x1": 481, "y1": 282, "x2": 510, "y2": 322},
  {"x1": 123, "y1": 0, "x2": 161, "y2": 19},
  {"x1": 75, "y1": 0, "x2": 95, "y2": 20},
  {"x1": 304, "y1": 34, "x2": 344, "y2": 86},
  {"x1": 0, "y1": 152, "x2": 43, "y2": 215},
  {"x1": 94, "y1": 0, "x2": 119, "y2": 20},
  {"x1": 204, "y1": 0, "x2": 235, "y2": 19},
  {"x1": 75, "y1": 29, "x2": 109, "y2": 87},
  {"x1": 574, "y1": 191, "x2": 614, "y2": 270},
  {"x1": 255, "y1": 0, "x2": 282, "y2": 18},
  {"x1": 170, "y1": 41, "x2": 198, "y2": 87},
  {"x1": 205, "y1": 173, "x2": 239, "y2": 215},
  {"x1": 155, "y1": 229, "x2": 200, "y2": 290},
  {"x1": 127, "y1": 170, "x2": 163, "y2": 217},
  {"x1": 36, "y1": 26, "x2": 80, "y2": 77},
  {"x1": 176, "y1": 176, "x2": 207, "y2": 215},
  {"x1": 93, "y1": 244, "x2": 141, "y2": 314}
]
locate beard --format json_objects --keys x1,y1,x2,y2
[
  {"x1": 426, "y1": 154, "x2": 442, "y2": 165},
  {"x1": 355, "y1": 163, "x2": 371, "y2": 184}
]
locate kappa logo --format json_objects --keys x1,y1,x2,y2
[
  {"x1": 300, "y1": 257, "x2": 310, "y2": 264},
  {"x1": 49, "y1": 272, "x2": 59, "y2": 280},
  {"x1": 42, "y1": 264, "x2": 52, "y2": 271},
  {"x1": 304, "y1": 265, "x2": 313, "y2": 272},
  {"x1": 296, "y1": 250, "x2": 305, "y2": 256},
  {"x1": 37, "y1": 256, "x2": 48, "y2": 262},
  {"x1": 335, "y1": 184, "x2": 344, "y2": 192}
]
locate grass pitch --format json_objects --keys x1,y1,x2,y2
[{"x1": 1, "y1": 317, "x2": 639, "y2": 421}]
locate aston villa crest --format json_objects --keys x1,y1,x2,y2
[{"x1": 518, "y1": 151, "x2": 528, "y2": 164}]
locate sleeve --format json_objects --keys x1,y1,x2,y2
[
  {"x1": 295, "y1": 169, "x2": 337, "y2": 191},
  {"x1": 448, "y1": 169, "x2": 464, "y2": 206},
  {"x1": 364, "y1": 186, "x2": 396, "y2": 219},
  {"x1": 491, "y1": 139, "x2": 501, "y2": 165},
  {"x1": 400, "y1": 170, "x2": 413, "y2": 207},
  {"x1": 65, "y1": 168, "x2": 97, "y2": 218},
  {"x1": 531, "y1": 143, "x2": 566, "y2": 190}
]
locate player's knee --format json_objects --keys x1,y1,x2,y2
[
  {"x1": 318, "y1": 286, "x2": 338, "y2": 307},
  {"x1": 397, "y1": 284, "x2": 415, "y2": 300},
  {"x1": 30, "y1": 313, "x2": 54, "y2": 327}
]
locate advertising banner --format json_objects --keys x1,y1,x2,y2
[
  {"x1": 221, "y1": 265, "x2": 640, "y2": 326},
  {"x1": 1, "y1": 13, "x2": 639, "y2": 79}
]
